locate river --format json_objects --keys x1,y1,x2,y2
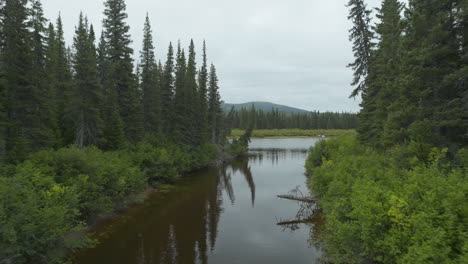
[{"x1": 74, "y1": 138, "x2": 322, "y2": 264}]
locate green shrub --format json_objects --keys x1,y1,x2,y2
[
  {"x1": 0, "y1": 164, "x2": 86, "y2": 264},
  {"x1": 307, "y1": 136, "x2": 467, "y2": 264},
  {"x1": 0, "y1": 137, "x2": 220, "y2": 263},
  {"x1": 28, "y1": 146, "x2": 147, "y2": 220}
]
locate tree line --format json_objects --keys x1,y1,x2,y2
[
  {"x1": 230, "y1": 107, "x2": 358, "y2": 130},
  {"x1": 348, "y1": 0, "x2": 467, "y2": 151},
  {"x1": 305, "y1": 1, "x2": 467, "y2": 263},
  {"x1": 0, "y1": 0, "x2": 227, "y2": 164}
]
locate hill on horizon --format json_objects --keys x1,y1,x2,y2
[{"x1": 221, "y1": 101, "x2": 309, "y2": 113}]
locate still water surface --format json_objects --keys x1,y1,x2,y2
[{"x1": 75, "y1": 138, "x2": 322, "y2": 264}]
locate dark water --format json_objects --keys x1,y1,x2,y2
[{"x1": 74, "y1": 138, "x2": 322, "y2": 264}]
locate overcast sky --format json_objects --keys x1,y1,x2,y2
[{"x1": 42, "y1": 0, "x2": 388, "y2": 112}]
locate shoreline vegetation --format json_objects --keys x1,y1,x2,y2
[
  {"x1": 230, "y1": 129, "x2": 356, "y2": 138},
  {"x1": 0, "y1": 133, "x2": 251, "y2": 264},
  {"x1": 310, "y1": 0, "x2": 468, "y2": 261},
  {"x1": 306, "y1": 136, "x2": 467, "y2": 263}
]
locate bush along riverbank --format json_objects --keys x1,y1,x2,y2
[
  {"x1": 0, "y1": 134, "x2": 250, "y2": 264},
  {"x1": 306, "y1": 136, "x2": 467, "y2": 264}
]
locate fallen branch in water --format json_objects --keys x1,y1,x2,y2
[
  {"x1": 277, "y1": 194, "x2": 318, "y2": 203},
  {"x1": 276, "y1": 219, "x2": 312, "y2": 226}
]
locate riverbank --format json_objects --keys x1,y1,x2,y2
[
  {"x1": 231, "y1": 129, "x2": 355, "y2": 139},
  {"x1": 0, "y1": 136, "x2": 245, "y2": 264},
  {"x1": 306, "y1": 135, "x2": 467, "y2": 263}
]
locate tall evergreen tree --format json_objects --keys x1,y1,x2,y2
[
  {"x1": 54, "y1": 14, "x2": 74, "y2": 146},
  {"x1": 0, "y1": 0, "x2": 5, "y2": 158},
  {"x1": 3, "y1": 0, "x2": 36, "y2": 161},
  {"x1": 69, "y1": 15, "x2": 103, "y2": 148},
  {"x1": 185, "y1": 40, "x2": 199, "y2": 145},
  {"x1": 197, "y1": 41, "x2": 209, "y2": 143},
  {"x1": 358, "y1": 0, "x2": 403, "y2": 147},
  {"x1": 454, "y1": 0, "x2": 468, "y2": 146},
  {"x1": 96, "y1": 29, "x2": 125, "y2": 150},
  {"x1": 30, "y1": 0, "x2": 57, "y2": 149},
  {"x1": 347, "y1": 0, "x2": 374, "y2": 98},
  {"x1": 102, "y1": 0, "x2": 143, "y2": 143},
  {"x1": 45, "y1": 22, "x2": 56, "y2": 100},
  {"x1": 387, "y1": 0, "x2": 462, "y2": 148},
  {"x1": 140, "y1": 14, "x2": 160, "y2": 134},
  {"x1": 45, "y1": 22, "x2": 63, "y2": 146},
  {"x1": 207, "y1": 64, "x2": 222, "y2": 144},
  {"x1": 160, "y1": 42, "x2": 174, "y2": 135},
  {"x1": 172, "y1": 42, "x2": 189, "y2": 144}
]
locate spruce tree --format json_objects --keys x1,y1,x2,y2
[
  {"x1": 54, "y1": 15, "x2": 74, "y2": 146},
  {"x1": 359, "y1": 0, "x2": 403, "y2": 147},
  {"x1": 185, "y1": 40, "x2": 199, "y2": 145},
  {"x1": 208, "y1": 64, "x2": 222, "y2": 144},
  {"x1": 140, "y1": 14, "x2": 160, "y2": 134},
  {"x1": 102, "y1": 0, "x2": 143, "y2": 143},
  {"x1": 386, "y1": 0, "x2": 462, "y2": 148},
  {"x1": 454, "y1": 0, "x2": 468, "y2": 146},
  {"x1": 160, "y1": 42, "x2": 174, "y2": 135},
  {"x1": 45, "y1": 22, "x2": 63, "y2": 146},
  {"x1": 69, "y1": 15, "x2": 103, "y2": 147},
  {"x1": 172, "y1": 43, "x2": 189, "y2": 144},
  {"x1": 0, "y1": 0, "x2": 5, "y2": 158},
  {"x1": 45, "y1": 22, "x2": 56, "y2": 101},
  {"x1": 197, "y1": 41, "x2": 209, "y2": 143},
  {"x1": 347, "y1": 0, "x2": 374, "y2": 98},
  {"x1": 98, "y1": 29, "x2": 125, "y2": 150},
  {"x1": 3, "y1": 0, "x2": 36, "y2": 161},
  {"x1": 30, "y1": 0, "x2": 56, "y2": 149}
]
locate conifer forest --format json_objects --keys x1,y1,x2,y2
[{"x1": 0, "y1": 0, "x2": 467, "y2": 263}]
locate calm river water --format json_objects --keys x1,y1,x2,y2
[{"x1": 74, "y1": 138, "x2": 322, "y2": 264}]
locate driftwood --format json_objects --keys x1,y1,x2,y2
[
  {"x1": 277, "y1": 194, "x2": 318, "y2": 203},
  {"x1": 276, "y1": 219, "x2": 312, "y2": 226}
]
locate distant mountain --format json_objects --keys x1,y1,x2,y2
[{"x1": 221, "y1": 101, "x2": 309, "y2": 113}]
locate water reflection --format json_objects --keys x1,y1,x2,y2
[{"x1": 75, "y1": 138, "x2": 321, "y2": 264}]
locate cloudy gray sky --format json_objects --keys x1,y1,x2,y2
[{"x1": 42, "y1": 0, "x2": 386, "y2": 112}]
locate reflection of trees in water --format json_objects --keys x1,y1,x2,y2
[
  {"x1": 248, "y1": 149, "x2": 309, "y2": 166},
  {"x1": 290, "y1": 149, "x2": 309, "y2": 160},
  {"x1": 219, "y1": 167, "x2": 235, "y2": 205},
  {"x1": 129, "y1": 158, "x2": 256, "y2": 264},
  {"x1": 229, "y1": 157, "x2": 256, "y2": 207},
  {"x1": 80, "y1": 148, "x2": 323, "y2": 264}
]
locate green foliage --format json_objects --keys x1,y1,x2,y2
[
  {"x1": 140, "y1": 15, "x2": 161, "y2": 134},
  {"x1": 208, "y1": 64, "x2": 223, "y2": 144},
  {"x1": 69, "y1": 15, "x2": 104, "y2": 148},
  {"x1": 160, "y1": 42, "x2": 175, "y2": 135},
  {"x1": 0, "y1": 136, "x2": 218, "y2": 263},
  {"x1": 102, "y1": 0, "x2": 144, "y2": 143},
  {"x1": 0, "y1": 163, "x2": 86, "y2": 264},
  {"x1": 347, "y1": 0, "x2": 374, "y2": 98},
  {"x1": 306, "y1": 136, "x2": 467, "y2": 264},
  {"x1": 28, "y1": 146, "x2": 147, "y2": 220},
  {"x1": 350, "y1": 0, "x2": 468, "y2": 150},
  {"x1": 228, "y1": 128, "x2": 253, "y2": 156}
]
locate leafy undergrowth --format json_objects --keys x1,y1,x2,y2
[
  {"x1": 306, "y1": 136, "x2": 467, "y2": 264},
  {"x1": 0, "y1": 136, "x2": 218, "y2": 264}
]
